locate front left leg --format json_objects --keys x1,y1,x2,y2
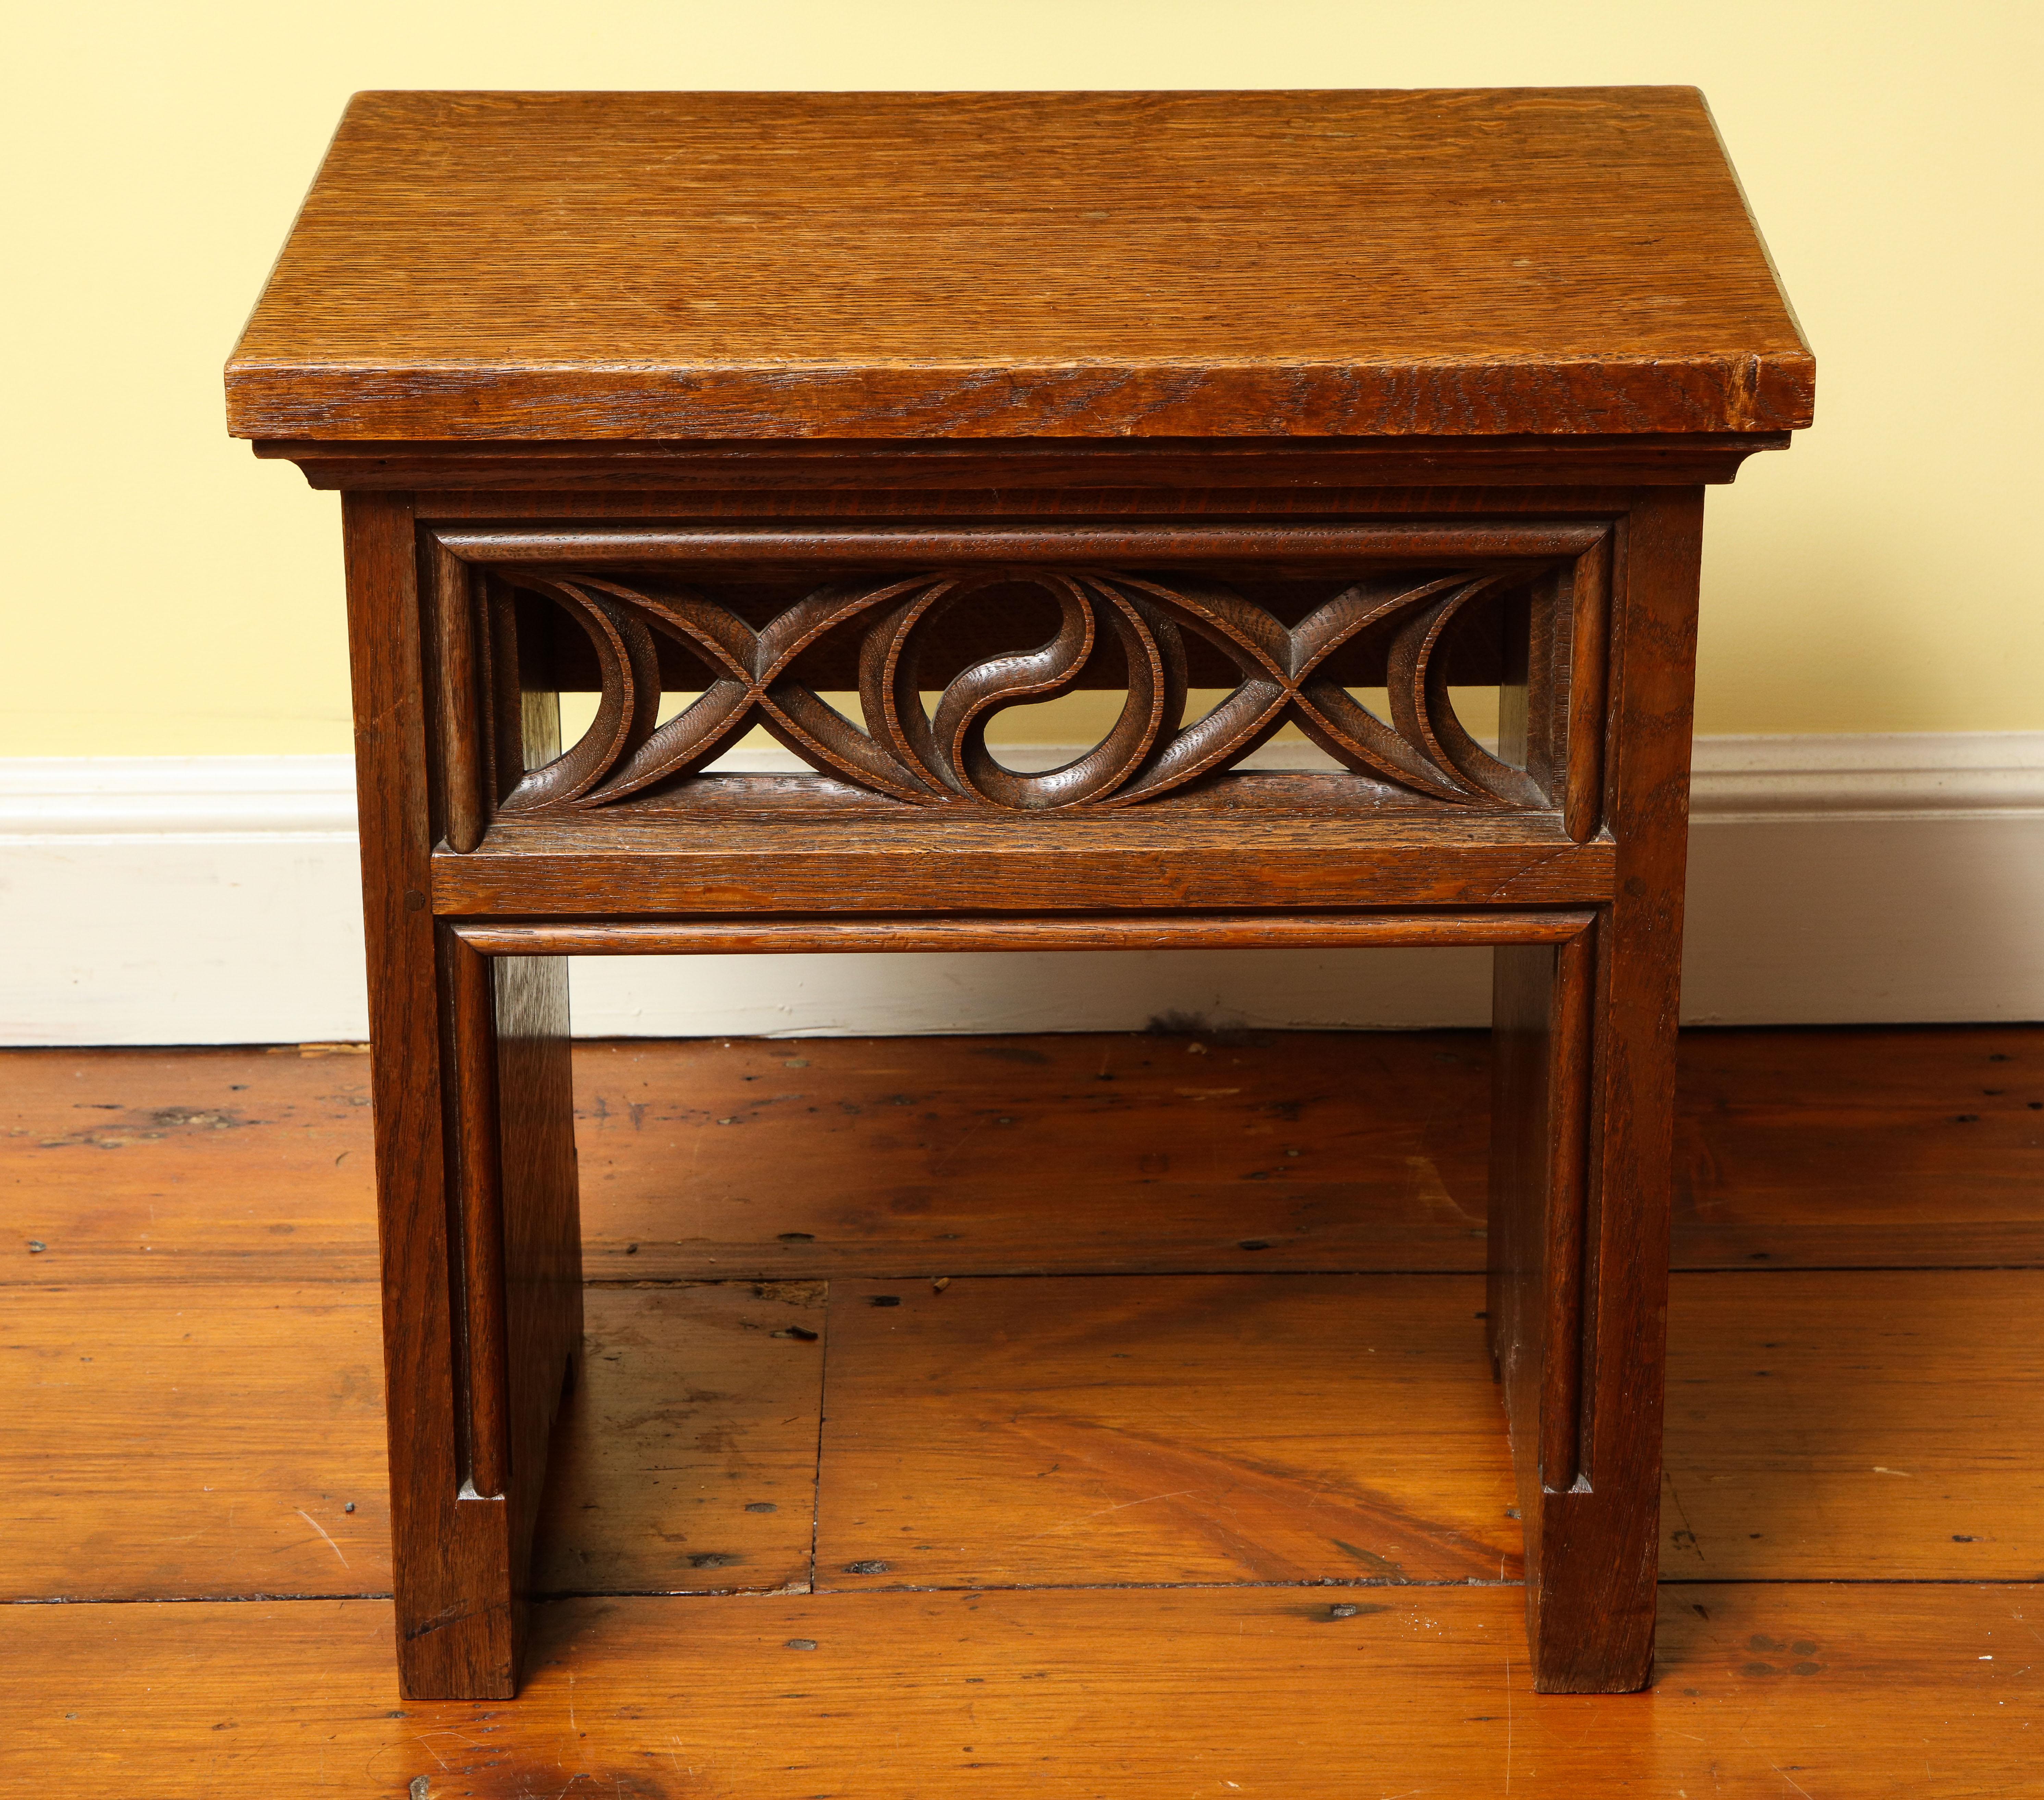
[{"x1": 443, "y1": 934, "x2": 584, "y2": 1688}]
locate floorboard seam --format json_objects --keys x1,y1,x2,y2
[
  {"x1": 574, "y1": 1263, "x2": 2044, "y2": 1287},
  {"x1": 5, "y1": 1592, "x2": 396, "y2": 1606},
  {"x1": 15, "y1": 1577, "x2": 2039, "y2": 1608},
  {"x1": 806, "y1": 1278, "x2": 830, "y2": 1599}
]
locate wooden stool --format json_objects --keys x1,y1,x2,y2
[{"x1": 226, "y1": 87, "x2": 1811, "y2": 1699}]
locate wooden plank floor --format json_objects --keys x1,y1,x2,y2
[
  {"x1": 11, "y1": 1026, "x2": 2041, "y2": 1283},
  {"x1": 3, "y1": 1027, "x2": 2041, "y2": 1796}
]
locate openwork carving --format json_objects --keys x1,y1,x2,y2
[{"x1": 495, "y1": 568, "x2": 1548, "y2": 814}]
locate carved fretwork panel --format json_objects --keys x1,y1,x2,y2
[{"x1": 466, "y1": 561, "x2": 1581, "y2": 818}]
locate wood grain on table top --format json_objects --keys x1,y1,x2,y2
[{"x1": 226, "y1": 88, "x2": 1813, "y2": 442}]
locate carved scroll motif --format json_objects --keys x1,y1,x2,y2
[{"x1": 496, "y1": 568, "x2": 1547, "y2": 815}]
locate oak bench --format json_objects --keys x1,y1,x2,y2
[{"x1": 226, "y1": 85, "x2": 1811, "y2": 1698}]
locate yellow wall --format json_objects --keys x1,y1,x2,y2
[{"x1": 6, "y1": 0, "x2": 2037, "y2": 756}]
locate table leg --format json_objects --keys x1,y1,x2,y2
[
  {"x1": 1492, "y1": 922, "x2": 1662, "y2": 1693},
  {"x1": 367, "y1": 934, "x2": 581, "y2": 1700},
  {"x1": 344, "y1": 494, "x2": 582, "y2": 1698},
  {"x1": 442, "y1": 938, "x2": 584, "y2": 1692},
  {"x1": 1489, "y1": 490, "x2": 1702, "y2": 1692}
]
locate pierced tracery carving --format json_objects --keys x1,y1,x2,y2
[{"x1": 493, "y1": 567, "x2": 1549, "y2": 815}]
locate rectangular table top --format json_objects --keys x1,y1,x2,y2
[{"x1": 226, "y1": 88, "x2": 1812, "y2": 444}]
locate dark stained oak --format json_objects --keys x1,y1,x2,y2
[
  {"x1": 457, "y1": 911, "x2": 1592, "y2": 956},
  {"x1": 450, "y1": 943, "x2": 583, "y2": 1602},
  {"x1": 430, "y1": 521, "x2": 1613, "y2": 562},
  {"x1": 408, "y1": 498, "x2": 1671, "y2": 1699},
  {"x1": 274, "y1": 433, "x2": 1791, "y2": 493},
  {"x1": 431, "y1": 818, "x2": 1618, "y2": 917},
  {"x1": 1498, "y1": 489, "x2": 1705, "y2": 1690},
  {"x1": 342, "y1": 490, "x2": 511, "y2": 1698},
  {"x1": 226, "y1": 89, "x2": 1811, "y2": 442},
  {"x1": 434, "y1": 523, "x2": 1606, "y2": 825},
  {"x1": 227, "y1": 85, "x2": 1813, "y2": 1696}
]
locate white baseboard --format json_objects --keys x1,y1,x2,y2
[{"x1": 4, "y1": 733, "x2": 2040, "y2": 1045}]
